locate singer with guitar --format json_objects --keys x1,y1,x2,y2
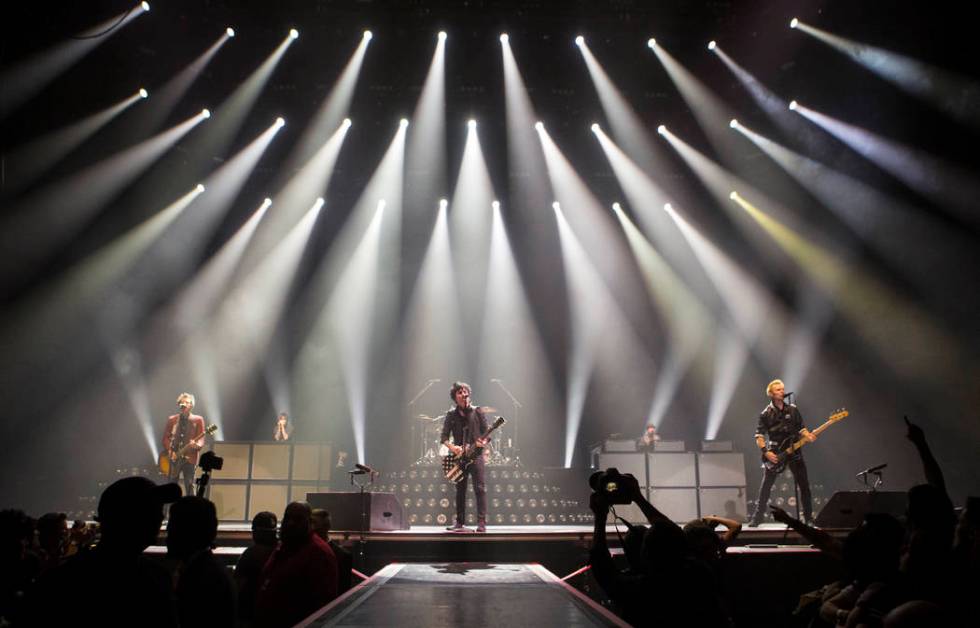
[
  {"x1": 440, "y1": 381, "x2": 489, "y2": 532},
  {"x1": 162, "y1": 392, "x2": 207, "y2": 497},
  {"x1": 748, "y1": 379, "x2": 816, "y2": 527}
]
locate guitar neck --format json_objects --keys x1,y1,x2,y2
[{"x1": 785, "y1": 418, "x2": 834, "y2": 454}]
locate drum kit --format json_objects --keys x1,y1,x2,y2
[{"x1": 412, "y1": 406, "x2": 519, "y2": 467}]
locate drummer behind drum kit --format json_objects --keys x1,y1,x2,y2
[{"x1": 413, "y1": 406, "x2": 519, "y2": 467}]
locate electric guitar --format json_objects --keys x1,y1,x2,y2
[
  {"x1": 159, "y1": 423, "x2": 218, "y2": 476},
  {"x1": 764, "y1": 409, "x2": 848, "y2": 473},
  {"x1": 443, "y1": 417, "x2": 506, "y2": 483}
]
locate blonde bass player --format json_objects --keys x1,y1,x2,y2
[{"x1": 161, "y1": 392, "x2": 206, "y2": 496}]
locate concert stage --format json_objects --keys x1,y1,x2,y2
[{"x1": 148, "y1": 522, "x2": 845, "y2": 626}]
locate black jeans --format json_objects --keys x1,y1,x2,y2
[
  {"x1": 171, "y1": 460, "x2": 196, "y2": 497},
  {"x1": 750, "y1": 457, "x2": 812, "y2": 523},
  {"x1": 454, "y1": 455, "x2": 487, "y2": 525}
]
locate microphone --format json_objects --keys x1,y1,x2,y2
[
  {"x1": 355, "y1": 463, "x2": 376, "y2": 474},
  {"x1": 856, "y1": 463, "x2": 887, "y2": 477}
]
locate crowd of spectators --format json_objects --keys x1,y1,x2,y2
[
  {"x1": 1, "y1": 481, "x2": 350, "y2": 627},
  {"x1": 588, "y1": 417, "x2": 977, "y2": 627}
]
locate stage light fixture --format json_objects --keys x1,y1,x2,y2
[
  {"x1": 201, "y1": 108, "x2": 211, "y2": 119},
  {"x1": 612, "y1": 202, "x2": 622, "y2": 212},
  {"x1": 789, "y1": 100, "x2": 799, "y2": 111},
  {"x1": 552, "y1": 201, "x2": 560, "y2": 211},
  {"x1": 195, "y1": 184, "x2": 205, "y2": 193},
  {"x1": 708, "y1": 40, "x2": 717, "y2": 51},
  {"x1": 289, "y1": 28, "x2": 299, "y2": 40},
  {"x1": 647, "y1": 38, "x2": 657, "y2": 49},
  {"x1": 263, "y1": 198, "x2": 272, "y2": 207},
  {"x1": 399, "y1": 118, "x2": 408, "y2": 128},
  {"x1": 226, "y1": 27, "x2": 235, "y2": 38},
  {"x1": 534, "y1": 121, "x2": 544, "y2": 131},
  {"x1": 729, "y1": 118, "x2": 738, "y2": 128},
  {"x1": 500, "y1": 33, "x2": 509, "y2": 44},
  {"x1": 729, "y1": 191, "x2": 739, "y2": 200},
  {"x1": 468, "y1": 119, "x2": 477, "y2": 129},
  {"x1": 590, "y1": 123, "x2": 600, "y2": 133},
  {"x1": 439, "y1": 198, "x2": 448, "y2": 209},
  {"x1": 363, "y1": 30, "x2": 373, "y2": 41},
  {"x1": 141, "y1": 2, "x2": 150, "y2": 11},
  {"x1": 274, "y1": 117, "x2": 285, "y2": 128},
  {"x1": 664, "y1": 203, "x2": 673, "y2": 212},
  {"x1": 343, "y1": 118, "x2": 352, "y2": 128},
  {"x1": 438, "y1": 31, "x2": 447, "y2": 41},
  {"x1": 139, "y1": 88, "x2": 148, "y2": 99},
  {"x1": 657, "y1": 124, "x2": 666, "y2": 135},
  {"x1": 575, "y1": 35, "x2": 585, "y2": 47},
  {"x1": 790, "y1": 18, "x2": 799, "y2": 29},
  {"x1": 491, "y1": 200, "x2": 500, "y2": 210}
]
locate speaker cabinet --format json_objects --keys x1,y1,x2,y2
[
  {"x1": 307, "y1": 492, "x2": 410, "y2": 531},
  {"x1": 648, "y1": 488, "x2": 699, "y2": 522},
  {"x1": 815, "y1": 491, "x2": 907, "y2": 528},
  {"x1": 699, "y1": 487, "x2": 747, "y2": 522},
  {"x1": 647, "y1": 453, "x2": 696, "y2": 487},
  {"x1": 596, "y1": 453, "x2": 647, "y2": 484},
  {"x1": 697, "y1": 452, "x2": 746, "y2": 487}
]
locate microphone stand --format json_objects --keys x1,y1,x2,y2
[
  {"x1": 492, "y1": 379, "x2": 523, "y2": 466},
  {"x1": 408, "y1": 379, "x2": 439, "y2": 465},
  {"x1": 349, "y1": 468, "x2": 377, "y2": 568}
]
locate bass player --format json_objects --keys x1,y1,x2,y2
[
  {"x1": 747, "y1": 379, "x2": 816, "y2": 527},
  {"x1": 440, "y1": 381, "x2": 489, "y2": 532},
  {"x1": 162, "y1": 392, "x2": 206, "y2": 496}
]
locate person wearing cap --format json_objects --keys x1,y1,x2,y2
[
  {"x1": 24, "y1": 476, "x2": 181, "y2": 627},
  {"x1": 162, "y1": 392, "x2": 207, "y2": 497},
  {"x1": 235, "y1": 511, "x2": 278, "y2": 628}
]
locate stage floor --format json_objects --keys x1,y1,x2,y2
[{"x1": 299, "y1": 562, "x2": 629, "y2": 627}]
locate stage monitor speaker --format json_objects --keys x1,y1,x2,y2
[
  {"x1": 307, "y1": 492, "x2": 409, "y2": 531},
  {"x1": 815, "y1": 491, "x2": 907, "y2": 529}
]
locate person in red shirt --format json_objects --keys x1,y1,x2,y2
[
  {"x1": 254, "y1": 502, "x2": 338, "y2": 628},
  {"x1": 162, "y1": 392, "x2": 206, "y2": 497}
]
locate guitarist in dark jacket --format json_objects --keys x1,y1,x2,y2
[
  {"x1": 162, "y1": 392, "x2": 207, "y2": 497},
  {"x1": 441, "y1": 381, "x2": 489, "y2": 532},
  {"x1": 748, "y1": 379, "x2": 816, "y2": 527}
]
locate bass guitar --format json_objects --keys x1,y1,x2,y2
[
  {"x1": 764, "y1": 409, "x2": 848, "y2": 473},
  {"x1": 443, "y1": 416, "x2": 506, "y2": 483},
  {"x1": 159, "y1": 423, "x2": 218, "y2": 476}
]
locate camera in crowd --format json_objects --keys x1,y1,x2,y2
[
  {"x1": 589, "y1": 467, "x2": 636, "y2": 505},
  {"x1": 199, "y1": 450, "x2": 224, "y2": 472}
]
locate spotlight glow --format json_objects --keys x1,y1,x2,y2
[
  {"x1": 789, "y1": 100, "x2": 799, "y2": 111},
  {"x1": 664, "y1": 203, "x2": 672, "y2": 212},
  {"x1": 534, "y1": 121, "x2": 544, "y2": 131},
  {"x1": 141, "y1": 1, "x2": 150, "y2": 11},
  {"x1": 647, "y1": 38, "x2": 657, "y2": 49},
  {"x1": 590, "y1": 123, "x2": 600, "y2": 133},
  {"x1": 468, "y1": 119, "x2": 477, "y2": 129},
  {"x1": 201, "y1": 108, "x2": 211, "y2": 119},
  {"x1": 226, "y1": 27, "x2": 235, "y2": 38},
  {"x1": 275, "y1": 117, "x2": 285, "y2": 128},
  {"x1": 343, "y1": 117, "x2": 352, "y2": 127},
  {"x1": 438, "y1": 31, "x2": 447, "y2": 41},
  {"x1": 263, "y1": 198, "x2": 272, "y2": 207},
  {"x1": 612, "y1": 202, "x2": 622, "y2": 212},
  {"x1": 708, "y1": 40, "x2": 717, "y2": 51},
  {"x1": 399, "y1": 118, "x2": 408, "y2": 128},
  {"x1": 729, "y1": 191, "x2": 739, "y2": 200},
  {"x1": 500, "y1": 33, "x2": 509, "y2": 44},
  {"x1": 657, "y1": 124, "x2": 666, "y2": 135},
  {"x1": 790, "y1": 18, "x2": 799, "y2": 29},
  {"x1": 552, "y1": 201, "x2": 561, "y2": 211},
  {"x1": 363, "y1": 30, "x2": 373, "y2": 41},
  {"x1": 289, "y1": 28, "x2": 299, "y2": 40},
  {"x1": 139, "y1": 88, "x2": 148, "y2": 99},
  {"x1": 729, "y1": 118, "x2": 738, "y2": 128},
  {"x1": 195, "y1": 183, "x2": 205, "y2": 193},
  {"x1": 575, "y1": 36, "x2": 585, "y2": 47},
  {"x1": 491, "y1": 200, "x2": 500, "y2": 210},
  {"x1": 439, "y1": 198, "x2": 448, "y2": 209}
]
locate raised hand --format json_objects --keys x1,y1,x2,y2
[{"x1": 904, "y1": 415, "x2": 925, "y2": 445}]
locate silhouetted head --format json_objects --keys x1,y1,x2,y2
[
  {"x1": 97, "y1": 477, "x2": 180, "y2": 554},
  {"x1": 842, "y1": 513, "x2": 904, "y2": 583},
  {"x1": 251, "y1": 511, "x2": 278, "y2": 546},
  {"x1": 907, "y1": 484, "x2": 955, "y2": 540},
  {"x1": 311, "y1": 508, "x2": 331, "y2": 542},
  {"x1": 684, "y1": 519, "x2": 725, "y2": 566},
  {"x1": 166, "y1": 496, "x2": 218, "y2": 559},
  {"x1": 37, "y1": 512, "x2": 68, "y2": 553},
  {"x1": 642, "y1": 520, "x2": 688, "y2": 567},
  {"x1": 281, "y1": 502, "x2": 313, "y2": 549}
]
